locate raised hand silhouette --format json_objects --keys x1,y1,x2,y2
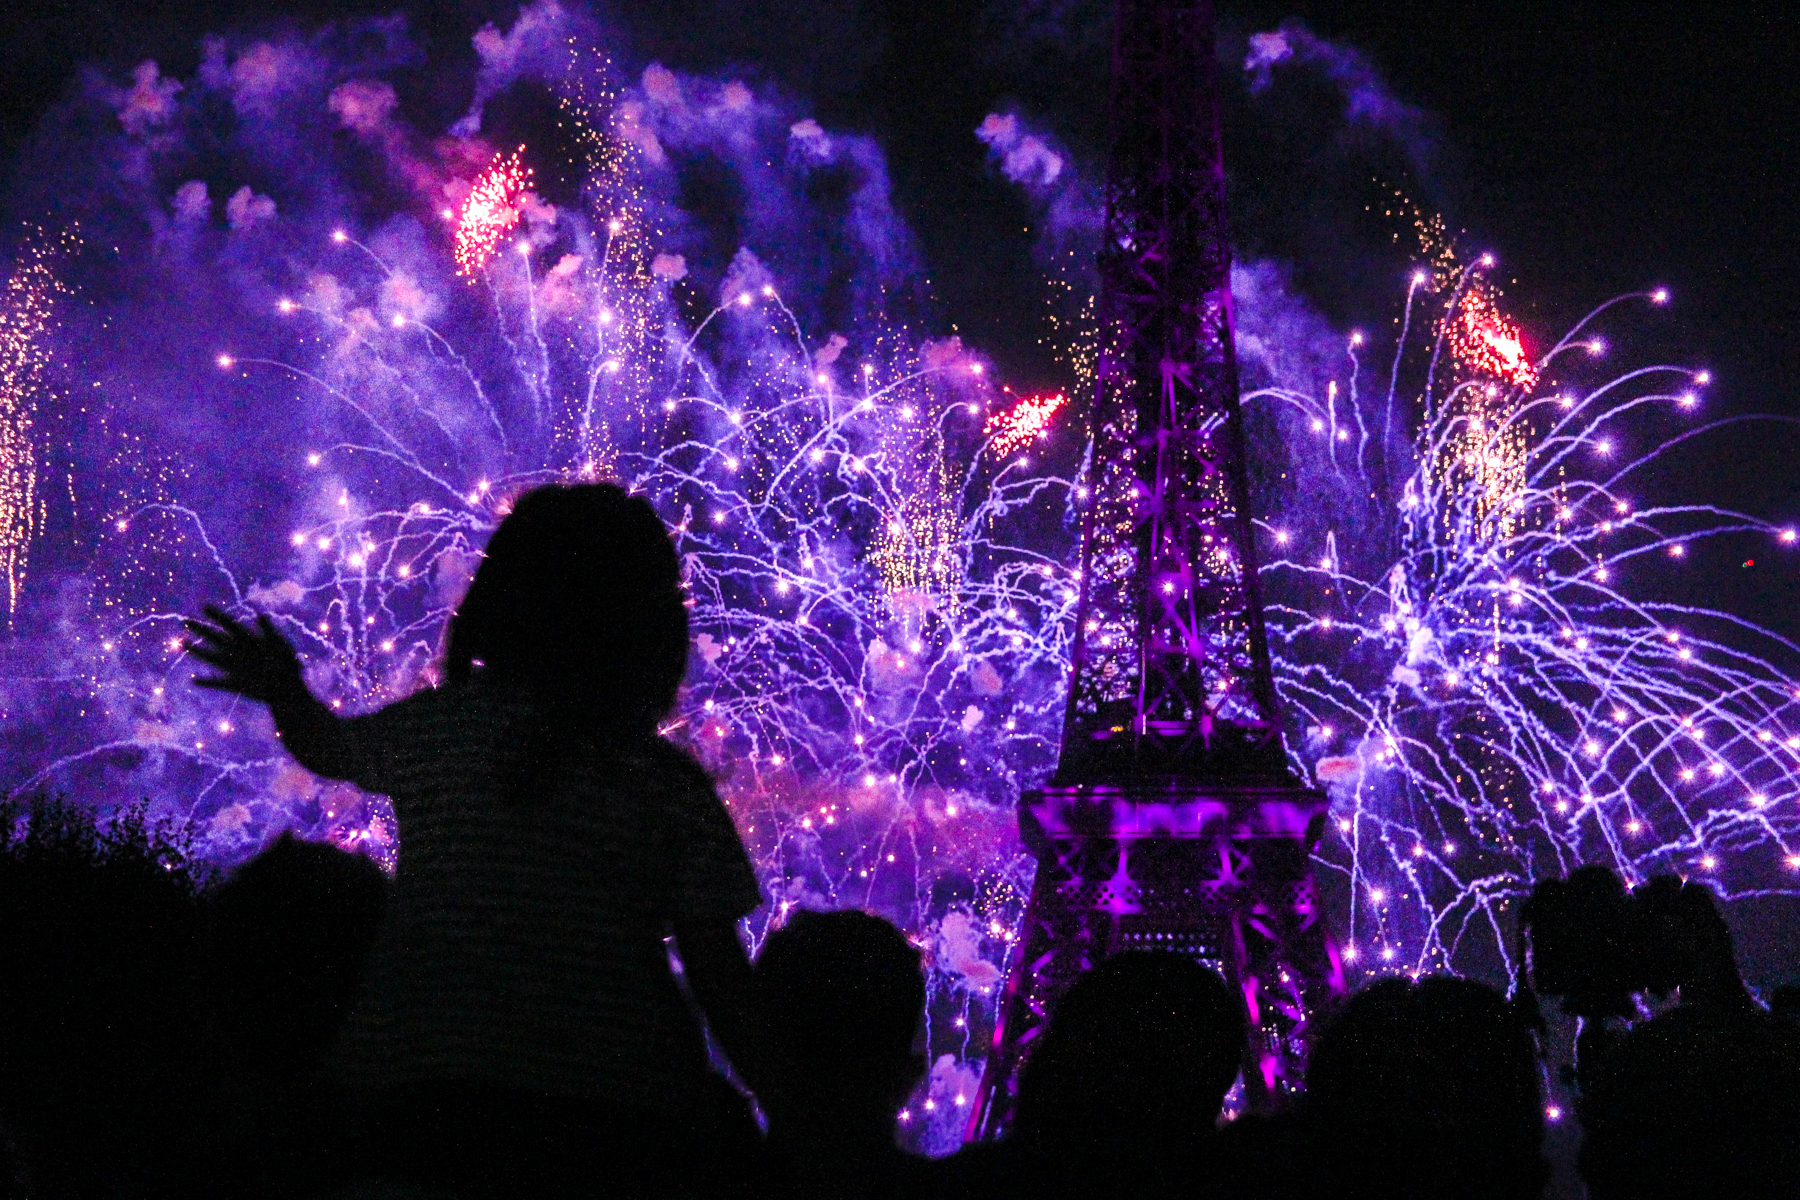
[{"x1": 183, "y1": 605, "x2": 308, "y2": 706}]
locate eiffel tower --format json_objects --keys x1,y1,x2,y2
[{"x1": 968, "y1": 0, "x2": 1344, "y2": 1136}]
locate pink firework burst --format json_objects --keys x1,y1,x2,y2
[
  {"x1": 1452, "y1": 292, "x2": 1539, "y2": 388},
  {"x1": 985, "y1": 391, "x2": 1067, "y2": 457},
  {"x1": 453, "y1": 148, "x2": 532, "y2": 277}
]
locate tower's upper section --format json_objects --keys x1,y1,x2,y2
[{"x1": 1058, "y1": 0, "x2": 1287, "y2": 783}]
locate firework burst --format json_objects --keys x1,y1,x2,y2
[
  {"x1": 0, "y1": 228, "x2": 74, "y2": 624},
  {"x1": 984, "y1": 390, "x2": 1067, "y2": 459},
  {"x1": 1244, "y1": 249, "x2": 1800, "y2": 981},
  {"x1": 453, "y1": 149, "x2": 532, "y2": 277}
]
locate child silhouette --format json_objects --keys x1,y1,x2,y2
[{"x1": 186, "y1": 483, "x2": 766, "y2": 1197}]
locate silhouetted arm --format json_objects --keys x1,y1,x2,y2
[
  {"x1": 675, "y1": 915, "x2": 774, "y2": 1090},
  {"x1": 663, "y1": 750, "x2": 787, "y2": 1096},
  {"x1": 184, "y1": 604, "x2": 363, "y2": 782}
]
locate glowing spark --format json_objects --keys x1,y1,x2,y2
[{"x1": 0, "y1": 228, "x2": 73, "y2": 624}]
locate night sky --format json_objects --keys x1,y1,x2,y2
[
  {"x1": 2, "y1": 0, "x2": 1793, "y2": 633},
  {"x1": 2, "y1": 1, "x2": 1796, "y2": 965}
]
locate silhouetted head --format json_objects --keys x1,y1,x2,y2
[
  {"x1": 1013, "y1": 952, "x2": 1246, "y2": 1153},
  {"x1": 208, "y1": 832, "x2": 389, "y2": 1078},
  {"x1": 1524, "y1": 864, "x2": 1640, "y2": 1018},
  {"x1": 1304, "y1": 976, "x2": 1546, "y2": 1200},
  {"x1": 1581, "y1": 1004, "x2": 1800, "y2": 1199},
  {"x1": 1772, "y1": 984, "x2": 1800, "y2": 1021},
  {"x1": 1628, "y1": 874, "x2": 1750, "y2": 1009},
  {"x1": 755, "y1": 910, "x2": 925, "y2": 1132},
  {"x1": 445, "y1": 483, "x2": 688, "y2": 730}
]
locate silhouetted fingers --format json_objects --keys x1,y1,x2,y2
[
  {"x1": 184, "y1": 644, "x2": 248, "y2": 672},
  {"x1": 180, "y1": 624, "x2": 235, "y2": 660},
  {"x1": 183, "y1": 640, "x2": 230, "y2": 665},
  {"x1": 201, "y1": 603, "x2": 261, "y2": 642},
  {"x1": 200, "y1": 602, "x2": 240, "y2": 625},
  {"x1": 183, "y1": 614, "x2": 234, "y2": 646},
  {"x1": 182, "y1": 614, "x2": 231, "y2": 638}
]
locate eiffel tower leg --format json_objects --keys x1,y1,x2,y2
[
  {"x1": 1233, "y1": 833, "x2": 1345, "y2": 1108},
  {"x1": 966, "y1": 847, "x2": 1118, "y2": 1140}
]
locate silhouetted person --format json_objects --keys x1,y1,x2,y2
[
  {"x1": 1578, "y1": 1000, "x2": 1800, "y2": 1199},
  {"x1": 207, "y1": 832, "x2": 389, "y2": 1198},
  {"x1": 1300, "y1": 976, "x2": 1548, "y2": 1200},
  {"x1": 756, "y1": 909, "x2": 930, "y2": 1199},
  {"x1": 187, "y1": 483, "x2": 766, "y2": 1198},
  {"x1": 1625, "y1": 873, "x2": 1758, "y2": 1014},
  {"x1": 1521, "y1": 864, "x2": 1642, "y2": 1086},
  {"x1": 1000, "y1": 952, "x2": 1247, "y2": 1198},
  {"x1": 1575, "y1": 880, "x2": 1800, "y2": 1199}
]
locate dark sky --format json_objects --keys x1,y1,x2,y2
[
  {"x1": 2, "y1": 0, "x2": 1795, "y2": 589},
  {"x1": 1, "y1": 0, "x2": 1795, "y2": 637},
  {"x1": 1, "y1": 1, "x2": 1793, "y2": 381}
]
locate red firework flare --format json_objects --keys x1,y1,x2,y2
[
  {"x1": 454, "y1": 148, "x2": 532, "y2": 277},
  {"x1": 985, "y1": 391, "x2": 1067, "y2": 457},
  {"x1": 1452, "y1": 291, "x2": 1538, "y2": 388}
]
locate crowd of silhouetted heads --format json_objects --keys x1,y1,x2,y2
[{"x1": 0, "y1": 800, "x2": 1795, "y2": 1198}]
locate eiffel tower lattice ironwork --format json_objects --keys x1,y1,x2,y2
[{"x1": 967, "y1": 0, "x2": 1345, "y2": 1137}]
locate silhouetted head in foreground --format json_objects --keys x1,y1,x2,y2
[
  {"x1": 445, "y1": 482, "x2": 688, "y2": 732},
  {"x1": 206, "y1": 834, "x2": 389, "y2": 1198},
  {"x1": 208, "y1": 832, "x2": 389, "y2": 1080},
  {"x1": 1304, "y1": 976, "x2": 1547, "y2": 1200},
  {"x1": 1013, "y1": 952, "x2": 1246, "y2": 1161},
  {"x1": 1579, "y1": 1002, "x2": 1800, "y2": 1200},
  {"x1": 756, "y1": 909, "x2": 926, "y2": 1144}
]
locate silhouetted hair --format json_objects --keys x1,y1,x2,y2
[
  {"x1": 756, "y1": 909, "x2": 924, "y2": 1103},
  {"x1": 445, "y1": 483, "x2": 688, "y2": 730},
  {"x1": 1523, "y1": 867, "x2": 1747, "y2": 1021},
  {"x1": 1013, "y1": 951, "x2": 1246, "y2": 1150},
  {"x1": 1305, "y1": 976, "x2": 1547, "y2": 1200}
]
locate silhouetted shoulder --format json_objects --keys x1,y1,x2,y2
[{"x1": 635, "y1": 736, "x2": 761, "y2": 925}]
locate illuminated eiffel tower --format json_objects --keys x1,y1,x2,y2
[{"x1": 969, "y1": 0, "x2": 1345, "y2": 1135}]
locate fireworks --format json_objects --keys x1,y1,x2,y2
[
  {"x1": 984, "y1": 390, "x2": 1067, "y2": 458},
  {"x1": 7, "y1": 19, "x2": 1800, "y2": 1157},
  {"x1": 0, "y1": 227, "x2": 74, "y2": 625},
  {"x1": 453, "y1": 148, "x2": 532, "y2": 276},
  {"x1": 1243, "y1": 262, "x2": 1800, "y2": 983},
  {"x1": 4, "y1": 56, "x2": 1078, "y2": 1153},
  {"x1": 1451, "y1": 285, "x2": 1539, "y2": 389}
]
